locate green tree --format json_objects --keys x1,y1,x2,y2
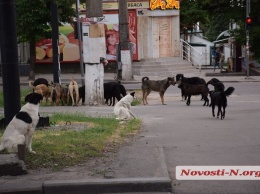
[
  {"x1": 180, "y1": 0, "x2": 208, "y2": 40},
  {"x1": 16, "y1": 0, "x2": 76, "y2": 80},
  {"x1": 198, "y1": 0, "x2": 260, "y2": 60}
]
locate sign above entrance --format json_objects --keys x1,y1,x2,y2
[
  {"x1": 77, "y1": 2, "x2": 150, "y2": 12},
  {"x1": 150, "y1": 0, "x2": 180, "y2": 10}
]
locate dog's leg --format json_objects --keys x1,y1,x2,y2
[
  {"x1": 26, "y1": 128, "x2": 36, "y2": 154},
  {"x1": 222, "y1": 106, "x2": 225, "y2": 120},
  {"x1": 186, "y1": 95, "x2": 191, "y2": 106},
  {"x1": 217, "y1": 105, "x2": 221, "y2": 118},
  {"x1": 160, "y1": 91, "x2": 166, "y2": 105},
  {"x1": 212, "y1": 104, "x2": 215, "y2": 117},
  {"x1": 142, "y1": 90, "x2": 146, "y2": 105},
  {"x1": 144, "y1": 90, "x2": 151, "y2": 105},
  {"x1": 74, "y1": 86, "x2": 79, "y2": 106},
  {"x1": 129, "y1": 110, "x2": 136, "y2": 119}
]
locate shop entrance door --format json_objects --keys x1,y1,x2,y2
[{"x1": 152, "y1": 17, "x2": 172, "y2": 58}]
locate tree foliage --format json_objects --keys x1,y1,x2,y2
[
  {"x1": 180, "y1": 0, "x2": 260, "y2": 59},
  {"x1": 16, "y1": 0, "x2": 76, "y2": 79}
]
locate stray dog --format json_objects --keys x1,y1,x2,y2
[
  {"x1": 114, "y1": 92, "x2": 136, "y2": 120},
  {"x1": 210, "y1": 87, "x2": 235, "y2": 120},
  {"x1": 67, "y1": 79, "x2": 79, "y2": 106},
  {"x1": 0, "y1": 93, "x2": 42, "y2": 153},
  {"x1": 29, "y1": 78, "x2": 49, "y2": 87},
  {"x1": 29, "y1": 82, "x2": 51, "y2": 104},
  {"x1": 104, "y1": 81, "x2": 127, "y2": 106},
  {"x1": 142, "y1": 77, "x2": 176, "y2": 105},
  {"x1": 178, "y1": 82, "x2": 209, "y2": 106},
  {"x1": 77, "y1": 85, "x2": 85, "y2": 105},
  {"x1": 176, "y1": 74, "x2": 206, "y2": 100},
  {"x1": 49, "y1": 82, "x2": 67, "y2": 106},
  {"x1": 206, "y1": 78, "x2": 225, "y2": 92}
]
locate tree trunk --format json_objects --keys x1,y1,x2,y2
[{"x1": 28, "y1": 42, "x2": 36, "y2": 80}]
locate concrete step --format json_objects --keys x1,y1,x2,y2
[{"x1": 133, "y1": 57, "x2": 198, "y2": 77}]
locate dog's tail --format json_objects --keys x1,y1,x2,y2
[
  {"x1": 29, "y1": 81, "x2": 36, "y2": 92},
  {"x1": 224, "y1": 87, "x2": 235, "y2": 96},
  {"x1": 142, "y1": 77, "x2": 149, "y2": 83}
]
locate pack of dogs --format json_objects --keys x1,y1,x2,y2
[
  {"x1": 0, "y1": 74, "x2": 235, "y2": 154},
  {"x1": 141, "y1": 74, "x2": 235, "y2": 120}
]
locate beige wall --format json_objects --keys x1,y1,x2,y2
[{"x1": 137, "y1": 9, "x2": 180, "y2": 60}]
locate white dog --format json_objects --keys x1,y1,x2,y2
[
  {"x1": 113, "y1": 92, "x2": 136, "y2": 120},
  {"x1": 0, "y1": 93, "x2": 42, "y2": 154}
]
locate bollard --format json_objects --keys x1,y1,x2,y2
[{"x1": 17, "y1": 144, "x2": 25, "y2": 161}]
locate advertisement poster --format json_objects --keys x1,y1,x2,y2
[
  {"x1": 35, "y1": 23, "x2": 79, "y2": 63},
  {"x1": 103, "y1": 11, "x2": 137, "y2": 61},
  {"x1": 35, "y1": 11, "x2": 137, "y2": 63}
]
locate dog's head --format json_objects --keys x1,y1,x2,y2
[
  {"x1": 25, "y1": 93, "x2": 43, "y2": 105},
  {"x1": 100, "y1": 57, "x2": 108, "y2": 66},
  {"x1": 130, "y1": 92, "x2": 135, "y2": 99},
  {"x1": 176, "y1": 74, "x2": 184, "y2": 82},
  {"x1": 167, "y1": 77, "x2": 176, "y2": 86}
]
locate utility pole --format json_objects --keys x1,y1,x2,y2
[
  {"x1": 76, "y1": 0, "x2": 84, "y2": 86},
  {"x1": 0, "y1": 0, "x2": 21, "y2": 124},
  {"x1": 118, "y1": 0, "x2": 132, "y2": 80},
  {"x1": 245, "y1": 0, "x2": 250, "y2": 78},
  {"x1": 51, "y1": 0, "x2": 61, "y2": 83},
  {"x1": 83, "y1": 0, "x2": 106, "y2": 105}
]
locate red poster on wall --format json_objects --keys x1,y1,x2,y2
[{"x1": 103, "y1": 11, "x2": 138, "y2": 61}]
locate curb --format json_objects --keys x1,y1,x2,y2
[
  {"x1": 43, "y1": 177, "x2": 172, "y2": 194},
  {"x1": 0, "y1": 177, "x2": 172, "y2": 194}
]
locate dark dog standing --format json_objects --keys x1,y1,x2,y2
[
  {"x1": 142, "y1": 77, "x2": 176, "y2": 105},
  {"x1": 176, "y1": 74, "x2": 206, "y2": 100},
  {"x1": 178, "y1": 82, "x2": 209, "y2": 106},
  {"x1": 104, "y1": 81, "x2": 127, "y2": 106},
  {"x1": 210, "y1": 87, "x2": 235, "y2": 120}
]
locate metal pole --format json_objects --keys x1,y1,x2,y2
[
  {"x1": 76, "y1": 0, "x2": 84, "y2": 86},
  {"x1": 51, "y1": 0, "x2": 61, "y2": 84},
  {"x1": 0, "y1": 0, "x2": 21, "y2": 124},
  {"x1": 246, "y1": 0, "x2": 250, "y2": 78}
]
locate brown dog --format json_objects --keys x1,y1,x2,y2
[
  {"x1": 67, "y1": 79, "x2": 79, "y2": 106},
  {"x1": 49, "y1": 82, "x2": 67, "y2": 106},
  {"x1": 29, "y1": 82, "x2": 50, "y2": 104},
  {"x1": 141, "y1": 77, "x2": 176, "y2": 105}
]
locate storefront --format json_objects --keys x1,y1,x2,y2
[{"x1": 35, "y1": 0, "x2": 180, "y2": 65}]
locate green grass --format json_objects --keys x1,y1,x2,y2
[
  {"x1": 0, "y1": 113, "x2": 141, "y2": 171},
  {"x1": 0, "y1": 88, "x2": 31, "y2": 108}
]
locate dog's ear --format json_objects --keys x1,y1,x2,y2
[{"x1": 130, "y1": 92, "x2": 135, "y2": 97}]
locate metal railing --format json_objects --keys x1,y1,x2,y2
[
  {"x1": 0, "y1": 42, "x2": 30, "y2": 75},
  {"x1": 180, "y1": 39, "x2": 203, "y2": 71}
]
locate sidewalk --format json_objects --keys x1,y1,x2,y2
[{"x1": 9, "y1": 70, "x2": 260, "y2": 87}]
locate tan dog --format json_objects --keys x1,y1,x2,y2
[
  {"x1": 29, "y1": 81, "x2": 51, "y2": 104},
  {"x1": 67, "y1": 79, "x2": 79, "y2": 106},
  {"x1": 49, "y1": 82, "x2": 67, "y2": 106}
]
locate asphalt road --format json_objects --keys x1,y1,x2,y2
[{"x1": 132, "y1": 81, "x2": 260, "y2": 194}]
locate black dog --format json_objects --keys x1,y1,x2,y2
[
  {"x1": 104, "y1": 81, "x2": 127, "y2": 106},
  {"x1": 30, "y1": 78, "x2": 49, "y2": 87},
  {"x1": 78, "y1": 85, "x2": 85, "y2": 105},
  {"x1": 176, "y1": 74, "x2": 206, "y2": 100},
  {"x1": 210, "y1": 87, "x2": 235, "y2": 120},
  {"x1": 178, "y1": 82, "x2": 209, "y2": 106},
  {"x1": 207, "y1": 78, "x2": 225, "y2": 92}
]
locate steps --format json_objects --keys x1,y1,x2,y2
[{"x1": 132, "y1": 57, "x2": 199, "y2": 77}]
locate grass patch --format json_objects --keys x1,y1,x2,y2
[
  {"x1": 0, "y1": 88, "x2": 31, "y2": 108},
  {"x1": 0, "y1": 113, "x2": 141, "y2": 171}
]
